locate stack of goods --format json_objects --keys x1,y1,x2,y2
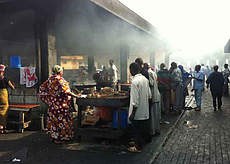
[{"x1": 81, "y1": 106, "x2": 100, "y2": 126}]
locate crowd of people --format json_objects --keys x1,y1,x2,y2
[
  {"x1": 127, "y1": 59, "x2": 230, "y2": 152},
  {"x1": 0, "y1": 60, "x2": 229, "y2": 152}
]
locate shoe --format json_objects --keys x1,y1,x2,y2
[
  {"x1": 195, "y1": 107, "x2": 201, "y2": 111},
  {"x1": 127, "y1": 145, "x2": 141, "y2": 153},
  {"x1": 218, "y1": 107, "x2": 222, "y2": 110}
]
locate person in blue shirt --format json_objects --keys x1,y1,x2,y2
[
  {"x1": 192, "y1": 65, "x2": 205, "y2": 111},
  {"x1": 178, "y1": 65, "x2": 192, "y2": 109}
]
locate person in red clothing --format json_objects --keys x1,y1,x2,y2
[
  {"x1": 157, "y1": 63, "x2": 172, "y2": 114},
  {"x1": 39, "y1": 65, "x2": 80, "y2": 144}
]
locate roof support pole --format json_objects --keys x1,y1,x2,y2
[
  {"x1": 120, "y1": 45, "x2": 129, "y2": 83},
  {"x1": 35, "y1": 11, "x2": 57, "y2": 83}
]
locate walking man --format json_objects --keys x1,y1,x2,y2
[
  {"x1": 170, "y1": 62, "x2": 183, "y2": 110},
  {"x1": 192, "y1": 65, "x2": 205, "y2": 111},
  {"x1": 206, "y1": 65, "x2": 224, "y2": 111}
]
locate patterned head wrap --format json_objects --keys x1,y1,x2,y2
[
  {"x1": 52, "y1": 65, "x2": 63, "y2": 75},
  {"x1": 0, "y1": 64, "x2": 5, "y2": 72}
]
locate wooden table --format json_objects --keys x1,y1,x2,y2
[
  {"x1": 9, "y1": 104, "x2": 40, "y2": 133},
  {"x1": 76, "y1": 96, "x2": 129, "y2": 141}
]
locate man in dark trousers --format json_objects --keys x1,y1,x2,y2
[
  {"x1": 206, "y1": 65, "x2": 224, "y2": 111},
  {"x1": 128, "y1": 62, "x2": 151, "y2": 152}
]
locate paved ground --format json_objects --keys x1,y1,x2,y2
[
  {"x1": 153, "y1": 90, "x2": 230, "y2": 164},
  {"x1": 0, "y1": 105, "x2": 183, "y2": 164}
]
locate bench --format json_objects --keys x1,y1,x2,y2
[{"x1": 8, "y1": 104, "x2": 40, "y2": 133}]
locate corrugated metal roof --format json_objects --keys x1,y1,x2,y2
[
  {"x1": 89, "y1": 0, "x2": 155, "y2": 36},
  {"x1": 0, "y1": 0, "x2": 156, "y2": 36}
]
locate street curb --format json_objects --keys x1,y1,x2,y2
[{"x1": 148, "y1": 96, "x2": 194, "y2": 164}]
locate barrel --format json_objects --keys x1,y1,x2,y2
[{"x1": 10, "y1": 56, "x2": 21, "y2": 68}]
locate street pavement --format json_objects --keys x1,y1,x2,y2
[
  {"x1": 0, "y1": 105, "x2": 183, "y2": 164},
  {"x1": 153, "y1": 90, "x2": 230, "y2": 164}
]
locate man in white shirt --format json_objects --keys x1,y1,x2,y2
[
  {"x1": 128, "y1": 62, "x2": 151, "y2": 151},
  {"x1": 109, "y1": 59, "x2": 118, "y2": 90},
  {"x1": 109, "y1": 59, "x2": 118, "y2": 83}
]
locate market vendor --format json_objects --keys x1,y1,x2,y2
[
  {"x1": 108, "y1": 59, "x2": 118, "y2": 89},
  {"x1": 39, "y1": 65, "x2": 80, "y2": 144},
  {"x1": 128, "y1": 62, "x2": 151, "y2": 152},
  {"x1": 0, "y1": 64, "x2": 15, "y2": 134}
]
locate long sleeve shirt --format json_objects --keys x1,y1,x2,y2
[
  {"x1": 193, "y1": 71, "x2": 205, "y2": 90},
  {"x1": 206, "y1": 71, "x2": 224, "y2": 93},
  {"x1": 129, "y1": 74, "x2": 151, "y2": 120}
]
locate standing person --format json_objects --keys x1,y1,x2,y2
[
  {"x1": 201, "y1": 64, "x2": 206, "y2": 91},
  {"x1": 144, "y1": 63, "x2": 161, "y2": 136},
  {"x1": 222, "y1": 64, "x2": 230, "y2": 96},
  {"x1": 39, "y1": 65, "x2": 79, "y2": 144},
  {"x1": 128, "y1": 62, "x2": 151, "y2": 152},
  {"x1": 135, "y1": 58, "x2": 149, "y2": 80},
  {"x1": 170, "y1": 62, "x2": 183, "y2": 110},
  {"x1": 189, "y1": 68, "x2": 194, "y2": 86},
  {"x1": 206, "y1": 65, "x2": 224, "y2": 111},
  {"x1": 205, "y1": 66, "x2": 211, "y2": 78},
  {"x1": 108, "y1": 59, "x2": 118, "y2": 89},
  {"x1": 192, "y1": 65, "x2": 205, "y2": 111},
  {"x1": 0, "y1": 65, "x2": 15, "y2": 134},
  {"x1": 157, "y1": 63, "x2": 172, "y2": 114},
  {"x1": 178, "y1": 65, "x2": 192, "y2": 109}
]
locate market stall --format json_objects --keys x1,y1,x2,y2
[{"x1": 75, "y1": 87, "x2": 130, "y2": 141}]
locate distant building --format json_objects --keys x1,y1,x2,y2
[{"x1": 224, "y1": 39, "x2": 230, "y2": 53}]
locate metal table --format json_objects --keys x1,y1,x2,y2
[{"x1": 9, "y1": 104, "x2": 40, "y2": 133}]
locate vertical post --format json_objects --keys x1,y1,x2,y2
[
  {"x1": 88, "y1": 56, "x2": 95, "y2": 80},
  {"x1": 18, "y1": 112, "x2": 25, "y2": 133},
  {"x1": 120, "y1": 45, "x2": 129, "y2": 83},
  {"x1": 35, "y1": 11, "x2": 57, "y2": 83}
]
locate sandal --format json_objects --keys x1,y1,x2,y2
[
  {"x1": 127, "y1": 146, "x2": 141, "y2": 153},
  {"x1": 195, "y1": 107, "x2": 200, "y2": 111}
]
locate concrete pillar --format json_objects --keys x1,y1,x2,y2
[
  {"x1": 120, "y1": 45, "x2": 129, "y2": 83},
  {"x1": 35, "y1": 12, "x2": 57, "y2": 83},
  {"x1": 88, "y1": 56, "x2": 95, "y2": 80}
]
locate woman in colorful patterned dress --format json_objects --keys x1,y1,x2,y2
[{"x1": 39, "y1": 65, "x2": 79, "y2": 144}]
